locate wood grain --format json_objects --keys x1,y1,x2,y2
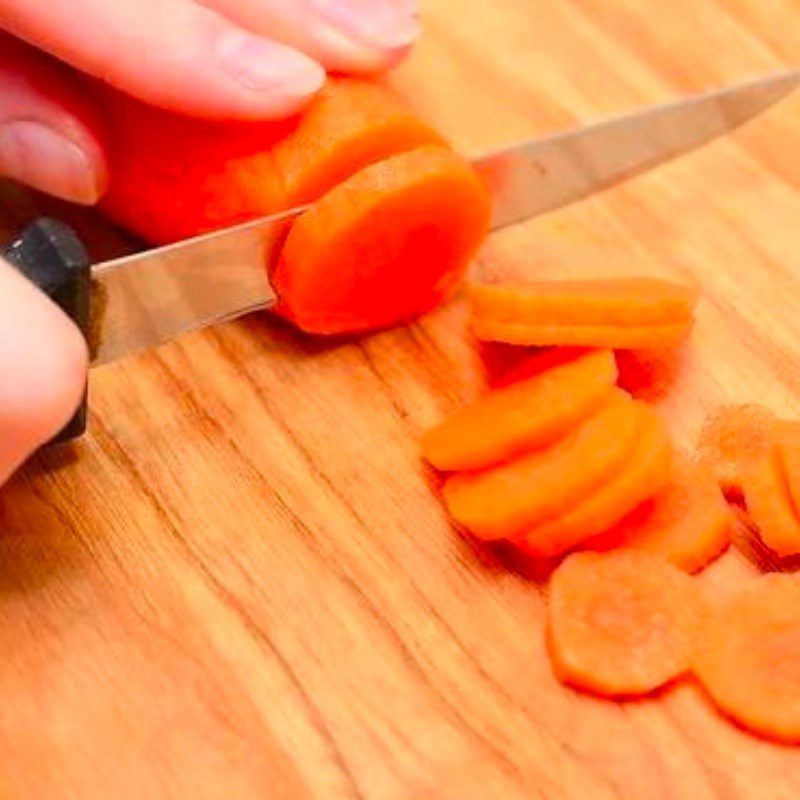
[{"x1": 3, "y1": 1, "x2": 800, "y2": 797}]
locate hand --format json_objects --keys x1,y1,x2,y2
[{"x1": 0, "y1": 0, "x2": 418, "y2": 477}]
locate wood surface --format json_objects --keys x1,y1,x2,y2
[{"x1": 2, "y1": 0, "x2": 800, "y2": 797}]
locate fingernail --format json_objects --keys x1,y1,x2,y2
[
  {"x1": 217, "y1": 31, "x2": 325, "y2": 95},
  {"x1": 0, "y1": 121, "x2": 101, "y2": 204},
  {"x1": 312, "y1": 0, "x2": 420, "y2": 49}
]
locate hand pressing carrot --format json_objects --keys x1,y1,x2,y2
[
  {"x1": 422, "y1": 349, "x2": 618, "y2": 472},
  {"x1": 548, "y1": 551, "x2": 702, "y2": 696},
  {"x1": 694, "y1": 575, "x2": 800, "y2": 743}
]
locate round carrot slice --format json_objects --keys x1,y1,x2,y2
[
  {"x1": 468, "y1": 278, "x2": 698, "y2": 326},
  {"x1": 442, "y1": 390, "x2": 640, "y2": 541},
  {"x1": 518, "y1": 407, "x2": 672, "y2": 557},
  {"x1": 585, "y1": 457, "x2": 732, "y2": 573},
  {"x1": 694, "y1": 575, "x2": 800, "y2": 743},
  {"x1": 272, "y1": 78, "x2": 447, "y2": 206},
  {"x1": 470, "y1": 319, "x2": 693, "y2": 349},
  {"x1": 549, "y1": 551, "x2": 702, "y2": 696},
  {"x1": 422, "y1": 349, "x2": 618, "y2": 472},
  {"x1": 274, "y1": 146, "x2": 491, "y2": 335}
]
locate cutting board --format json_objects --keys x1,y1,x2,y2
[{"x1": 3, "y1": 1, "x2": 800, "y2": 798}]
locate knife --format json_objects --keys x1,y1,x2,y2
[{"x1": 3, "y1": 68, "x2": 799, "y2": 442}]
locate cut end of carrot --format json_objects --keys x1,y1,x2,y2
[
  {"x1": 693, "y1": 575, "x2": 800, "y2": 743},
  {"x1": 274, "y1": 146, "x2": 492, "y2": 335},
  {"x1": 583, "y1": 455, "x2": 731, "y2": 573},
  {"x1": 422, "y1": 349, "x2": 618, "y2": 472},
  {"x1": 697, "y1": 404, "x2": 778, "y2": 500},
  {"x1": 548, "y1": 551, "x2": 702, "y2": 697}
]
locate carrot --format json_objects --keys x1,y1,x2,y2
[
  {"x1": 274, "y1": 146, "x2": 491, "y2": 334},
  {"x1": 693, "y1": 575, "x2": 800, "y2": 743},
  {"x1": 99, "y1": 78, "x2": 444, "y2": 244},
  {"x1": 697, "y1": 404, "x2": 777, "y2": 499},
  {"x1": 99, "y1": 89, "x2": 290, "y2": 244},
  {"x1": 775, "y1": 422, "x2": 800, "y2": 522},
  {"x1": 517, "y1": 407, "x2": 672, "y2": 557},
  {"x1": 422, "y1": 349, "x2": 618, "y2": 472},
  {"x1": 272, "y1": 78, "x2": 447, "y2": 206},
  {"x1": 741, "y1": 443, "x2": 800, "y2": 557},
  {"x1": 584, "y1": 457, "x2": 732, "y2": 573},
  {"x1": 441, "y1": 390, "x2": 640, "y2": 541},
  {"x1": 470, "y1": 319, "x2": 693, "y2": 349},
  {"x1": 468, "y1": 278, "x2": 698, "y2": 326},
  {"x1": 548, "y1": 551, "x2": 702, "y2": 696}
]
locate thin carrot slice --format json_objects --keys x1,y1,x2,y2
[
  {"x1": 274, "y1": 146, "x2": 491, "y2": 334},
  {"x1": 468, "y1": 278, "x2": 698, "y2": 327},
  {"x1": 272, "y1": 78, "x2": 447, "y2": 205},
  {"x1": 422, "y1": 349, "x2": 618, "y2": 472},
  {"x1": 693, "y1": 575, "x2": 800, "y2": 743},
  {"x1": 741, "y1": 444, "x2": 800, "y2": 557},
  {"x1": 442, "y1": 390, "x2": 640, "y2": 541},
  {"x1": 585, "y1": 457, "x2": 732, "y2": 573},
  {"x1": 470, "y1": 318, "x2": 693, "y2": 349},
  {"x1": 775, "y1": 422, "x2": 800, "y2": 522},
  {"x1": 517, "y1": 408, "x2": 672, "y2": 557},
  {"x1": 99, "y1": 89, "x2": 290, "y2": 244},
  {"x1": 548, "y1": 551, "x2": 702, "y2": 696},
  {"x1": 697, "y1": 404, "x2": 778, "y2": 499}
]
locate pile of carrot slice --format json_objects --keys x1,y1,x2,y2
[{"x1": 424, "y1": 278, "x2": 800, "y2": 744}]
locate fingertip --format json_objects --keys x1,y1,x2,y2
[{"x1": 0, "y1": 262, "x2": 88, "y2": 480}]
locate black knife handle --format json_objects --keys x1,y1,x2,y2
[{"x1": 1, "y1": 218, "x2": 91, "y2": 444}]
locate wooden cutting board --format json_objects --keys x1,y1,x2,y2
[{"x1": 3, "y1": 1, "x2": 800, "y2": 797}]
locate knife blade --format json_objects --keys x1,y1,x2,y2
[{"x1": 83, "y1": 68, "x2": 800, "y2": 366}]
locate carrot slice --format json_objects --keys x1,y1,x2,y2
[
  {"x1": 741, "y1": 443, "x2": 800, "y2": 557},
  {"x1": 517, "y1": 408, "x2": 672, "y2": 557},
  {"x1": 468, "y1": 278, "x2": 698, "y2": 326},
  {"x1": 697, "y1": 404, "x2": 777, "y2": 499},
  {"x1": 470, "y1": 319, "x2": 693, "y2": 349},
  {"x1": 585, "y1": 457, "x2": 732, "y2": 573},
  {"x1": 274, "y1": 146, "x2": 491, "y2": 334},
  {"x1": 99, "y1": 90, "x2": 290, "y2": 244},
  {"x1": 548, "y1": 551, "x2": 702, "y2": 696},
  {"x1": 442, "y1": 390, "x2": 640, "y2": 541},
  {"x1": 775, "y1": 422, "x2": 800, "y2": 522},
  {"x1": 693, "y1": 575, "x2": 800, "y2": 743},
  {"x1": 422, "y1": 349, "x2": 618, "y2": 472},
  {"x1": 272, "y1": 78, "x2": 447, "y2": 206}
]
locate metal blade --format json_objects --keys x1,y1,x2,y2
[
  {"x1": 91, "y1": 208, "x2": 300, "y2": 365},
  {"x1": 477, "y1": 68, "x2": 800, "y2": 230}
]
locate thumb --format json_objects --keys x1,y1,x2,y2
[
  {"x1": 0, "y1": 35, "x2": 107, "y2": 205},
  {"x1": 0, "y1": 259, "x2": 88, "y2": 483}
]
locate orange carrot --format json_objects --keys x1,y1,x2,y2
[
  {"x1": 741, "y1": 443, "x2": 800, "y2": 557},
  {"x1": 693, "y1": 575, "x2": 800, "y2": 743},
  {"x1": 99, "y1": 89, "x2": 290, "y2": 244},
  {"x1": 99, "y1": 78, "x2": 444, "y2": 245},
  {"x1": 470, "y1": 319, "x2": 693, "y2": 349},
  {"x1": 422, "y1": 349, "x2": 618, "y2": 472},
  {"x1": 468, "y1": 278, "x2": 698, "y2": 326},
  {"x1": 274, "y1": 146, "x2": 491, "y2": 335},
  {"x1": 441, "y1": 390, "x2": 640, "y2": 541},
  {"x1": 548, "y1": 551, "x2": 702, "y2": 696},
  {"x1": 697, "y1": 404, "x2": 777, "y2": 500},
  {"x1": 272, "y1": 78, "x2": 447, "y2": 206},
  {"x1": 517, "y1": 408, "x2": 672, "y2": 557},
  {"x1": 585, "y1": 457, "x2": 732, "y2": 573},
  {"x1": 775, "y1": 422, "x2": 800, "y2": 522}
]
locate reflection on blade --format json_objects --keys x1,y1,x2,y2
[
  {"x1": 91, "y1": 208, "x2": 302, "y2": 365},
  {"x1": 476, "y1": 69, "x2": 800, "y2": 231}
]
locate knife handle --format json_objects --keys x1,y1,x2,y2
[{"x1": 1, "y1": 218, "x2": 91, "y2": 444}]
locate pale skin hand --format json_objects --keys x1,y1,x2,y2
[{"x1": 0, "y1": 0, "x2": 419, "y2": 480}]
